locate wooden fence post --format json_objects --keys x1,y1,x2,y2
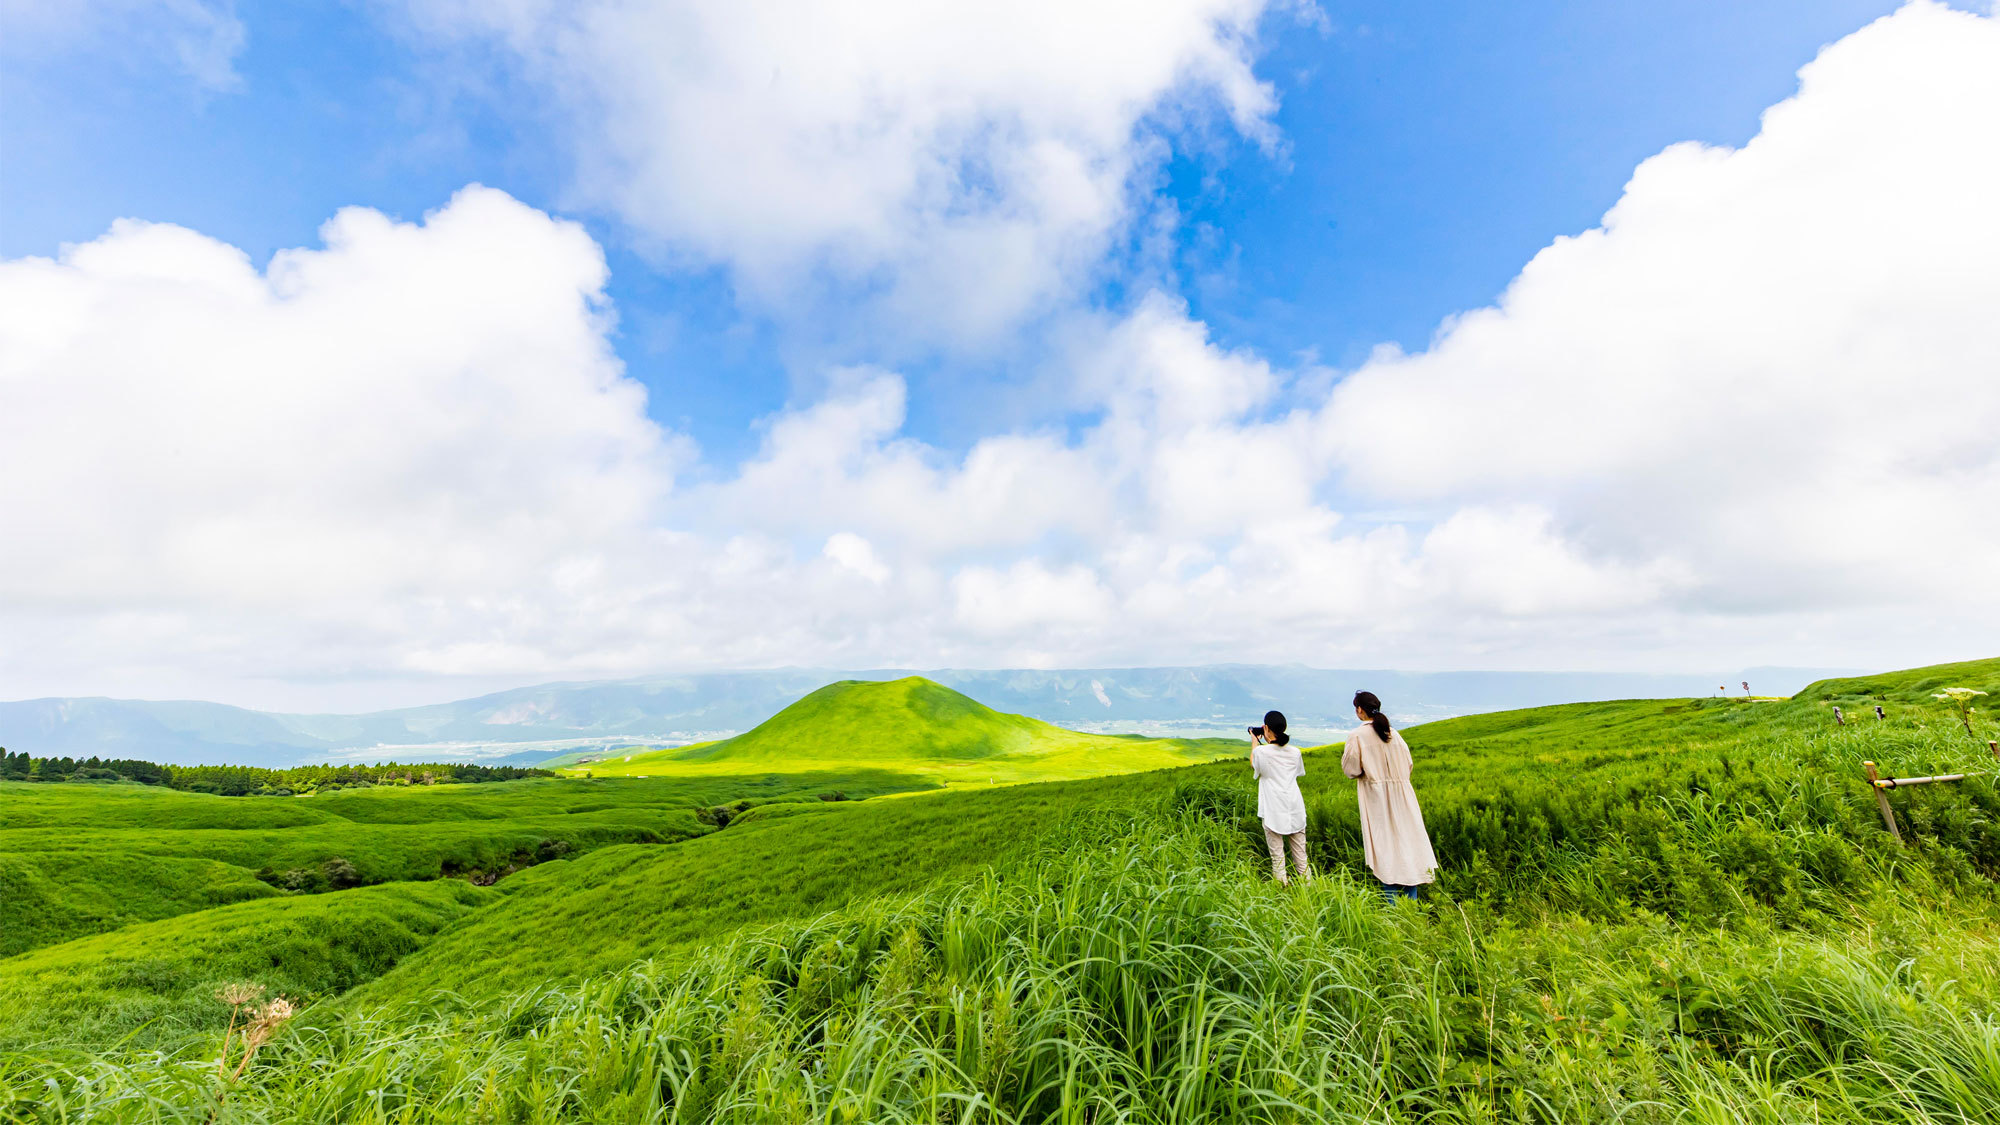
[{"x1": 1863, "y1": 761, "x2": 1903, "y2": 845}]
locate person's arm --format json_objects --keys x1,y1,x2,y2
[{"x1": 1340, "y1": 734, "x2": 1364, "y2": 779}]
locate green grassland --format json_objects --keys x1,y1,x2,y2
[
  {"x1": 1, "y1": 880, "x2": 493, "y2": 1051},
  {"x1": 0, "y1": 770, "x2": 935, "y2": 955},
  {"x1": 306, "y1": 663, "x2": 2000, "y2": 1008},
  {"x1": 46, "y1": 831, "x2": 1991, "y2": 1125},
  {"x1": 337, "y1": 772, "x2": 1176, "y2": 1007},
  {"x1": 0, "y1": 851, "x2": 278, "y2": 957},
  {"x1": 4, "y1": 660, "x2": 1999, "y2": 1122}
]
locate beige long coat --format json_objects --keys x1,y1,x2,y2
[{"x1": 1340, "y1": 725, "x2": 1438, "y2": 886}]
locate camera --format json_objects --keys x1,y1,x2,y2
[{"x1": 1248, "y1": 725, "x2": 1265, "y2": 740}]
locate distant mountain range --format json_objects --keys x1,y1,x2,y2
[{"x1": 0, "y1": 664, "x2": 1861, "y2": 768}]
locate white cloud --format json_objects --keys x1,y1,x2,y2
[
  {"x1": 5, "y1": 2, "x2": 1999, "y2": 708},
  {"x1": 954, "y1": 561, "x2": 1114, "y2": 636},
  {"x1": 1320, "y1": 0, "x2": 2000, "y2": 617},
  {"x1": 703, "y1": 292, "x2": 1310, "y2": 551},
  {"x1": 388, "y1": 0, "x2": 1279, "y2": 348},
  {"x1": 822, "y1": 533, "x2": 890, "y2": 584},
  {"x1": 1, "y1": 0, "x2": 247, "y2": 90},
  {"x1": 1416, "y1": 508, "x2": 1689, "y2": 617},
  {"x1": 0, "y1": 187, "x2": 684, "y2": 702},
  {"x1": 688, "y1": 0, "x2": 2000, "y2": 669}
]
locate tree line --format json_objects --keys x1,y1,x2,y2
[{"x1": 0, "y1": 749, "x2": 551, "y2": 795}]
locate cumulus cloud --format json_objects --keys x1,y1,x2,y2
[
  {"x1": 388, "y1": 0, "x2": 1279, "y2": 348},
  {"x1": 822, "y1": 533, "x2": 890, "y2": 585},
  {"x1": 1321, "y1": 0, "x2": 2000, "y2": 617},
  {"x1": 0, "y1": 187, "x2": 682, "y2": 701},
  {"x1": 2, "y1": 0, "x2": 247, "y2": 90},
  {"x1": 688, "y1": 0, "x2": 2000, "y2": 669},
  {"x1": 6, "y1": 2, "x2": 1999, "y2": 706}
]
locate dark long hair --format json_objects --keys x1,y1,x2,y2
[
  {"x1": 1263, "y1": 710, "x2": 1290, "y2": 746},
  {"x1": 1353, "y1": 691, "x2": 1391, "y2": 742}
]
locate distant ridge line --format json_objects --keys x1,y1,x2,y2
[{"x1": 0, "y1": 664, "x2": 1870, "y2": 769}]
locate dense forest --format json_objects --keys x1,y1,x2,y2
[{"x1": 0, "y1": 750, "x2": 549, "y2": 795}]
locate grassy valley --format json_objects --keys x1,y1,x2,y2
[
  {"x1": 4, "y1": 661, "x2": 1998, "y2": 1122},
  {"x1": 0, "y1": 769, "x2": 937, "y2": 959}
]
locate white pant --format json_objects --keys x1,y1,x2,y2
[{"x1": 1263, "y1": 827, "x2": 1311, "y2": 884}]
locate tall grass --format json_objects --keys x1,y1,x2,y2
[
  {"x1": 11, "y1": 816, "x2": 1995, "y2": 1123},
  {"x1": 1294, "y1": 697, "x2": 2000, "y2": 928}
]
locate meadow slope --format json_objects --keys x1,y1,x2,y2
[{"x1": 0, "y1": 769, "x2": 935, "y2": 957}]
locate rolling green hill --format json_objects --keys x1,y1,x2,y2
[
  {"x1": 0, "y1": 770, "x2": 936, "y2": 957},
  {"x1": 1801, "y1": 654, "x2": 2000, "y2": 707},
  {"x1": 0, "y1": 851, "x2": 278, "y2": 957},
  {"x1": 338, "y1": 773, "x2": 1167, "y2": 1008},
  {"x1": 679, "y1": 677, "x2": 1047, "y2": 761},
  {"x1": 0, "y1": 880, "x2": 494, "y2": 1050},
  {"x1": 5, "y1": 658, "x2": 1999, "y2": 1122},
  {"x1": 573, "y1": 676, "x2": 1242, "y2": 786}
]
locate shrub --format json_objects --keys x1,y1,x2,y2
[
  {"x1": 278, "y1": 868, "x2": 324, "y2": 893},
  {"x1": 321, "y1": 857, "x2": 363, "y2": 889}
]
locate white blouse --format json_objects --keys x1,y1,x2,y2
[{"x1": 1250, "y1": 741, "x2": 1308, "y2": 835}]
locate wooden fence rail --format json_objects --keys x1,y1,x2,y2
[{"x1": 1863, "y1": 741, "x2": 1999, "y2": 845}]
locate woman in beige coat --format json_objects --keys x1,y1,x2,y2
[{"x1": 1340, "y1": 691, "x2": 1438, "y2": 900}]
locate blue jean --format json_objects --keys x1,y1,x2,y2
[{"x1": 1379, "y1": 881, "x2": 1426, "y2": 902}]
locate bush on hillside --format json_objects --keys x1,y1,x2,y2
[
  {"x1": 67, "y1": 767, "x2": 127, "y2": 781},
  {"x1": 322, "y1": 857, "x2": 363, "y2": 890},
  {"x1": 275, "y1": 868, "x2": 324, "y2": 893}
]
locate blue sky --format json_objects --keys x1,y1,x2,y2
[
  {"x1": 3, "y1": 1, "x2": 1997, "y2": 709},
  {"x1": 6, "y1": 0, "x2": 1907, "y2": 459}
]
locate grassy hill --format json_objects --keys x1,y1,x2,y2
[
  {"x1": 0, "y1": 851, "x2": 277, "y2": 957},
  {"x1": 4, "y1": 658, "x2": 1999, "y2": 1121},
  {"x1": 1800, "y1": 654, "x2": 2000, "y2": 706},
  {"x1": 0, "y1": 880, "x2": 493, "y2": 1050},
  {"x1": 679, "y1": 677, "x2": 1048, "y2": 761},
  {"x1": 572, "y1": 676, "x2": 1242, "y2": 786}
]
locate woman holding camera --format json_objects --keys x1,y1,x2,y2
[
  {"x1": 1249, "y1": 710, "x2": 1311, "y2": 885},
  {"x1": 1342, "y1": 691, "x2": 1437, "y2": 900}
]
